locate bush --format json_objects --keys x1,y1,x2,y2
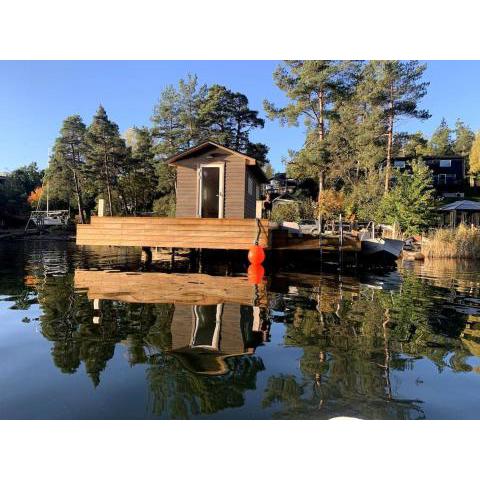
[
  {"x1": 153, "y1": 193, "x2": 176, "y2": 217},
  {"x1": 270, "y1": 198, "x2": 319, "y2": 223},
  {"x1": 271, "y1": 202, "x2": 300, "y2": 223},
  {"x1": 422, "y1": 225, "x2": 480, "y2": 259}
]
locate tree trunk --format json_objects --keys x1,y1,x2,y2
[
  {"x1": 317, "y1": 91, "x2": 325, "y2": 222},
  {"x1": 103, "y1": 147, "x2": 113, "y2": 216},
  {"x1": 384, "y1": 86, "x2": 395, "y2": 194},
  {"x1": 69, "y1": 144, "x2": 85, "y2": 224},
  {"x1": 72, "y1": 170, "x2": 85, "y2": 224}
]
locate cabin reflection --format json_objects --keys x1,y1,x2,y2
[
  {"x1": 74, "y1": 269, "x2": 270, "y2": 375},
  {"x1": 171, "y1": 304, "x2": 267, "y2": 375}
]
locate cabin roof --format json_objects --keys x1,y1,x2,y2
[
  {"x1": 166, "y1": 140, "x2": 268, "y2": 183},
  {"x1": 166, "y1": 140, "x2": 257, "y2": 165},
  {"x1": 438, "y1": 200, "x2": 480, "y2": 212}
]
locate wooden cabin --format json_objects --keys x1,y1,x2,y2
[{"x1": 167, "y1": 141, "x2": 268, "y2": 219}]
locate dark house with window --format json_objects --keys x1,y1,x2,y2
[{"x1": 391, "y1": 155, "x2": 467, "y2": 198}]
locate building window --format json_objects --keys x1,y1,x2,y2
[
  {"x1": 247, "y1": 175, "x2": 254, "y2": 196},
  {"x1": 394, "y1": 160, "x2": 406, "y2": 168},
  {"x1": 439, "y1": 159, "x2": 451, "y2": 168},
  {"x1": 446, "y1": 174, "x2": 457, "y2": 184}
]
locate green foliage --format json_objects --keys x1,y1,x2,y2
[
  {"x1": 265, "y1": 61, "x2": 358, "y2": 192},
  {"x1": 153, "y1": 193, "x2": 176, "y2": 217},
  {"x1": 48, "y1": 115, "x2": 89, "y2": 222},
  {"x1": 199, "y1": 84, "x2": 267, "y2": 162},
  {"x1": 454, "y1": 119, "x2": 475, "y2": 156},
  {"x1": 365, "y1": 61, "x2": 430, "y2": 191},
  {"x1": 271, "y1": 198, "x2": 317, "y2": 223},
  {"x1": 395, "y1": 131, "x2": 430, "y2": 157},
  {"x1": 429, "y1": 118, "x2": 454, "y2": 155},
  {"x1": 0, "y1": 163, "x2": 43, "y2": 221},
  {"x1": 271, "y1": 202, "x2": 300, "y2": 223},
  {"x1": 85, "y1": 105, "x2": 130, "y2": 215},
  {"x1": 377, "y1": 161, "x2": 437, "y2": 235},
  {"x1": 344, "y1": 170, "x2": 384, "y2": 221},
  {"x1": 120, "y1": 127, "x2": 157, "y2": 213}
]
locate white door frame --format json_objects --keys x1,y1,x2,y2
[
  {"x1": 197, "y1": 162, "x2": 225, "y2": 218},
  {"x1": 190, "y1": 304, "x2": 224, "y2": 350}
]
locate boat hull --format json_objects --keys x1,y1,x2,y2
[{"x1": 361, "y1": 238, "x2": 404, "y2": 263}]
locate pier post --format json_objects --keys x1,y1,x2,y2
[
  {"x1": 98, "y1": 198, "x2": 105, "y2": 217},
  {"x1": 93, "y1": 298, "x2": 101, "y2": 324}
]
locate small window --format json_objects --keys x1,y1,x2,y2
[
  {"x1": 247, "y1": 175, "x2": 254, "y2": 196},
  {"x1": 439, "y1": 160, "x2": 451, "y2": 168},
  {"x1": 394, "y1": 160, "x2": 406, "y2": 168}
]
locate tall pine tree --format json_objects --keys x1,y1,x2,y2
[
  {"x1": 365, "y1": 61, "x2": 430, "y2": 193},
  {"x1": 49, "y1": 115, "x2": 88, "y2": 223},
  {"x1": 429, "y1": 118, "x2": 453, "y2": 155},
  {"x1": 85, "y1": 105, "x2": 129, "y2": 215},
  {"x1": 453, "y1": 119, "x2": 475, "y2": 156},
  {"x1": 264, "y1": 60, "x2": 358, "y2": 201}
]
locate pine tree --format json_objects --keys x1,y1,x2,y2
[
  {"x1": 49, "y1": 115, "x2": 88, "y2": 223},
  {"x1": 378, "y1": 161, "x2": 437, "y2": 235},
  {"x1": 396, "y1": 131, "x2": 430, "y2": 157},
  {"x1": 264, "y1": 60, "x2": 358, "y2": 201},
  {"x1": 365, "y1": 61, "x2": 430, "y2": 193},
  {"x1": 199, "y1": 84, "x2": 267, "y2": 162},
  {"x1": 121, "y1": 127, "x2": 157, "y2": 213},
  {"x1": 453, "y1": 119, "x2": 475, "y2": 156},
  {"x1": 85, "y1": 105, "x2": 129, "y2": 215},
  {"x1": 429, "y1": 118, "x2": 453, "y2": 155}
]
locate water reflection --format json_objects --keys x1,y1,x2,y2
[{"x1": 1, "y1": 241, "x2": 480, "y2": 419}]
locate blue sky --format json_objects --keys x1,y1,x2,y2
[{"x1": 1, "y1": 60, "x2": 479, "y2": 173}]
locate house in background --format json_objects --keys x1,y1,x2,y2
[
  {"x1": 392, "y1": 155, "x2": 467, "y2": 198},
  {"x1": 0, "y1": 171, "x2": 7, "y2": 185},
  {"x1": 266, "y1": 172, "x2": 297, "y2": 196},
  {"x1": 167, "y1": 141, "x2": 268, "y2": 219}
]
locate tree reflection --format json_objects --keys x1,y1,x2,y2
[
  {"x1": 146, "y1": 354, "x2": 264, "y2": 419},
  {"x1": 264, "y1": 271, "x2": 476, "y2": 419}
]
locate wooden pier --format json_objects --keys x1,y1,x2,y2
[
  {"x1": 76, "y1": 216, "x2": 361, "y2": 255},
  {"x1": 77, "y1": 217, "x2": 270, "y2": 250}
]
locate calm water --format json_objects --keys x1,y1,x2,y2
[{"x1": 1, "y1": 240, "x2": 480, "y2": 420}]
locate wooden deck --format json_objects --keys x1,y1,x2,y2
[
  {"x1": 76, "y1": 216, "x2": 361, "y2": 254},
  {"x1": 76, "y1": 216, "x2": 271, "y2": 250}
]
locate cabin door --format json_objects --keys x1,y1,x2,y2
[{"x1": 199, "y1": 164, "x2": 224, "y2": 218}]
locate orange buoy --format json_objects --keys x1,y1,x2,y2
[
  {"x1": 248, "y1": 245, "x2": 265, "y2": 265},
  {"x1": 247, "y1": 264, "x2": 265, "y2": 285}
]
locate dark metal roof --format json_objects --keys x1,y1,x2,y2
[{"x1": 438, "y1": 200, "x2": 480, "y2": 212}]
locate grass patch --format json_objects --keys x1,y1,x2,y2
[{"x1": 422, "y1": 225, "x2": 480, "y2": 259}]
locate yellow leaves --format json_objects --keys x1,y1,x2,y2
[
  {"x1": 318, "y1": 189, "x2": 344, "y2": 218},
  {"x1": 469, "y1": 132, "x2": 480, "y2": 176},
  {"x1": 27, "y1": 186, "x2": 43, "y2": 205}
]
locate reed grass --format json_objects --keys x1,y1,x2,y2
[{"x1": 422, "y1": 225, "x2": 480, "y2": 259}]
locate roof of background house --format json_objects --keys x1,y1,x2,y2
[
  {"x1": 392, "y1": 155, "x2": 466, "y2": 161},
  {"x1": 438, "y1": 200, "x2": 480, "y2": 212}
]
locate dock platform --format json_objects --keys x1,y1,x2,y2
[{"x1": 76, "y1": 216, "x2": 361, "y2": 254}]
